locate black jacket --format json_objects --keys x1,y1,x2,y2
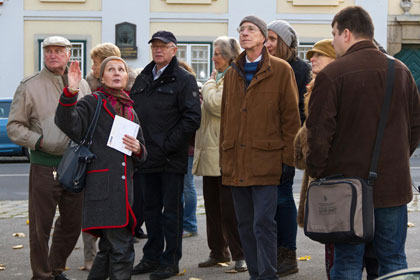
[
  {"x1": 131, "y1": 56, "x2": 201, "y2": 174},
  {"x1": 289, "y1": 57, "x2": 311, "y2": 124}
]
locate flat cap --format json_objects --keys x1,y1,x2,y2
[
  {"x1": 148, "y1": 31, "x2": 177, "y2": 45},
  {"x1": 43, "y1": 36, "x2": 72, "y2": 48}
]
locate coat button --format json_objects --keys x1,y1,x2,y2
[
  {"x1": 121, "y1": 175, "x2": 126, "y2": 180},
  {"x1": 122, "y1": 162, "x2": 126, "y2": 166},
  {"x1": 240, "y1": 144, "x2": 245, "y2": 148},
  {"x1": 161, "y1": 81, "x2": 164, "y2": 84}
]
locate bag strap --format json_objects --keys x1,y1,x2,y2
[
  {"x1": 81, "y1": 93, "x2": 102, "y2": 147},
  {"x1": 367, "y1": 56, "x2": 395, "y2": 185}
]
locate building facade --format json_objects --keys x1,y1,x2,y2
[{"x1": 0, "y1": 0, "x2": 417, "y2": 98}]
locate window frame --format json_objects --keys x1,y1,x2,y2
[
  {"x1": 297, "y1": 42, "x2": 315, "y2": 62},
  {"x1": 177, "y1": 41, "x2": 213, "y2": 83},
  {"x1": 38, "y1": 39, "x2": 87, "y2": 77}
]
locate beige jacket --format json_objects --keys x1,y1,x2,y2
[
  {"x1": 192, "y1": 77, "x2": 224, "y2": 176},
  {"x1": 7, "y1": 67, "x2": 90, "y2": 155}
]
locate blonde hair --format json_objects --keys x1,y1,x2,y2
[
  {"x1": 90, "y1": 43, "x2": 121, "y2": 61},
  {"x1": 213, "y1": 36, "x2": 241, "y2": 64}
]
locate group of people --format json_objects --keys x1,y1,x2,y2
[{"x1": 6, "y1": 4, "x2": 420, "y2": 280}]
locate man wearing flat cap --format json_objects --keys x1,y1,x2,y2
[
  {"x1": 7, "y1": 36, "x2": 91, "y2": 280},
  {"x1": 131, "y1": 31, "x2": 201, "y2": 279},
  {"x1": 220, "y1": 16, "x2": 300, "y2": 279}
]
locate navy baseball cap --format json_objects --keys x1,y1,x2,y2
[{"x1": 148, "y1": 31, "x2": 177, "y2": 45}]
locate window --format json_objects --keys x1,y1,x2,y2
[
  {"x1": 297, "y1": 42, "x2": 314, "y2": 62},
  {"x1": 177, "y1": 42, "x2": 212, "y2": 83},
  {"x1": 38, "y1": 39, "x2": 87, "y2": 77}
]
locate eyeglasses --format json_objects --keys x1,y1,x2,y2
[
  {"x1": 213, "y1": 52, "x2": 226, "y2": 57},
  {"x1": 151, "y1": 45, "x2": 175, "y2": 51},
  {"x1": 236, "y1": 25, "x2": 259, "y2": 34}
]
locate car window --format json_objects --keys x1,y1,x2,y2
[{"x1": 0, "y1": 101, "x2": 11, "y2": 118}]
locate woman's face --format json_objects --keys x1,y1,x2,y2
[
  {"x1": 101, "y1": 60, "x2": 128, "y2": 90},
  {"x1": 266, "y1": 30, "x2": 278, "y2": 56},
  {"x1": 212, "y1": 46, "x2": 229, "y2": 72},
  {"x1": 310, "y1": 52, "x2": 335, "y2": 75},
  {"x1": 91, "y1": 57, "x2": 103, "y2": 79}
]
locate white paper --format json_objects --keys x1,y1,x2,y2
[{"x1": 107, "y1": 115, "x2": 140, "y2": 156}]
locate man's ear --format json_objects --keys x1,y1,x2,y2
[{"x1": 343, "y1": 28, "x2": 352, "y2": 43}]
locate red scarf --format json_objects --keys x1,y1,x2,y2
[{"x1": 99, "y1": 86, "x2": 134, "y2": 120}]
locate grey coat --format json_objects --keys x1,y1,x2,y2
[{"x1": 55, "y1": 90, "x2": 146, "y2": 235}]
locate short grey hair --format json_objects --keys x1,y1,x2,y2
[{"x1": 213, "y1": 36, "x2": 240, "y2": 63}]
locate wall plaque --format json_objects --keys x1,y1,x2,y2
[{"x1": 116, "y1": 22, "x2": 137, "y2": 59}]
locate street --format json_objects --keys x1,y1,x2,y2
[{"x1": 1, "y1": 154, "x2": 420, "y2": 279}]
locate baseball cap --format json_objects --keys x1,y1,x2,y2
[{"x1": 148, "y1": 31, "x2": 177, "y2": 45}]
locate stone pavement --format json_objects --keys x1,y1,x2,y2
[{"x1": 1, "y1": 191, "x2": 420, "y2": 279}]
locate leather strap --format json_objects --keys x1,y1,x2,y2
[
  {"x1": 80, "y1": 93, "x2": 102, "y2": 147},
  {"x1": 367, "y1": 56, "x2": 395, "y2": 185}
]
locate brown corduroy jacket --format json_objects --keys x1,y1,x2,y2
[
  {"x1": 306, "y1": 40, "x2": 420, "y2": 208},
  {"x1": 220, "y1": 47, "x2": 301, "y2": 187}
]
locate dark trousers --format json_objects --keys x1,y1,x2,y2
[
  {"x1": 231, "y1": 185, "x2": 278, "y2": 280},
  {"x1": 132, "y1": 172, "x2": 145, "y2": 236},
  {"x1": 87, "y1": 227, "x2": 134, "y2": 280},
  {"x1": 141, "y1": 172, "x2": 184, "y2": 266},
  {"x1": 29, "y1": 164, "x2": 83, "y2": 280},
  {"x1": 203, "y1": 176, "x2": 244, "y2": 261},
  {"x1": 275, "y1": 165, "x2": 297, "y2": 250}
]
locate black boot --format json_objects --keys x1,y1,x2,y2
[{"x1": 277, "y1": 248, "x2": 298, "y2": 277}]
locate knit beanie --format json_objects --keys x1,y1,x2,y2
[
  {"x1": 267, "y1": 20, "x2": 298, "y2": 48},
  {"x1": 240, "y1": 15, "x2": 268, "y2": 39},
  {"x1": 99, "y1": 56, "x2": 128, "y2": 80},
  {"x1": 306, "y1": 39, "x2": 336, "y2": 60}
]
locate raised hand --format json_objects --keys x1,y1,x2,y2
[{"x1": 68, "y1": 61, "x2": 81, "y2": 90}]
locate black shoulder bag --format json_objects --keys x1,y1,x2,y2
[
  {"x1": 58, "y1": 93, "x2": 102, "y2": 193},
  {"x1": 304, "y1": 57, "x2": 395, "y2": 244}
]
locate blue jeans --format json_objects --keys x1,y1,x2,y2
[
  {"x1": 182, "y1": 155, "x2": 197, "y2": 233},
  {"x1": 231, "y1": 185, "x2": 278, "y2": 280},
  {"x1": 275, "y1": 164, "x2": 297, "y2": 250},
  {"x1": 331, "y1": 205, "x2": 408, "y2": 280}
]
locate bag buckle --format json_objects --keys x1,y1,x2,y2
[{"x1": 368, "y1": 171, "x2": 377, "y2": 185}]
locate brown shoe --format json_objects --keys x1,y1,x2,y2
[
  {"x1": 198, "y1": 257, "x2": 231, "y2": 268},
  {"x1": 277, "y1": 248, "x2": 298, "y2": 277}
]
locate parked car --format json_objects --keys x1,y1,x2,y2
[{"x1": 0, "y1": 98, "x2": 30, "y2": 159}]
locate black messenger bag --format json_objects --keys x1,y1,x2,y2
[
  {"x1": 304, "y1": 56, "x2": 395, "y2": 244},
  {"x1": 58, "y1": 93, "x2": 102, "y2": 193}
]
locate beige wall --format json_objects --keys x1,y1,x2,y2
[
  {"x1": 277, "y1": 0, "x2": 354, "y2": 14},
  {"x1": 24, "y1": 20, "x2": 101, "y2": 76},
  {"x1": 150, "y1": 0, "x2": 227, "y2": 13},
  {"x1": 293, "y1": 24, "x2": 333, "y2": 41},
  {"x1": 389, "y1": 0, "x2": 420, "y2": 15},
  {"x1": 24, "y1": 0, "x2": 101, "y2": 11},
  {"x1": 150, "y1": 22, "x2": 227, "y2": 37}
]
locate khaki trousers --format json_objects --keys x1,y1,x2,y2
[{"x1": 29, "y1": 164, "x2": 83, "y2": 280}]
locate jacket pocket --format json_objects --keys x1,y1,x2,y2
[
  {"x1": 85, "y1": 169, "x2": 109, "y2": 201},
  {"x1": 221, "y1": 139, "x2": 235, "y2": 176},
  {"x1": 251, "y1": 139, "x2": 284, "y2": 177}
]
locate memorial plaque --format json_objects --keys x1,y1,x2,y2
[{"x1": 116, "y1": 22, "x2": 137, "y2": 59}]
